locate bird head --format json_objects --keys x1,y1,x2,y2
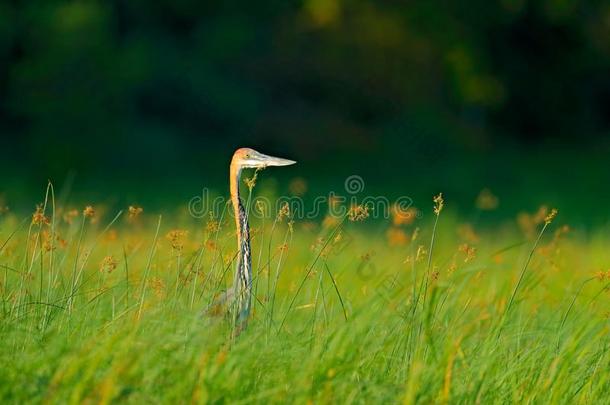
[{"x1": 232, "y1": 148, "x2": 296, "y2": 169}]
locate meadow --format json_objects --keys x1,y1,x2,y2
[{"x1": 1, "y1": 184, "x2": 609, "y2": 404}]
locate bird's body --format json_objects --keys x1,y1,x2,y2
[{"x1": 222, "y1": 148, "x2": 296, "y2": 329}]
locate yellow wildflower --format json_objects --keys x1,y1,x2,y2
[{"x1": 277, "y1": 202, "x2": 290, "y2": 222}]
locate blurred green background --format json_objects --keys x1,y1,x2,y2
[{"x1": 0, "y1": 0, "x2": 609, "y2": 224}]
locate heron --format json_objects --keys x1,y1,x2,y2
[{"x1": 217, "y1": 147, "x2": 296, "y2": 329}]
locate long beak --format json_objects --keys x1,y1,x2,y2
[{"x1": 260, "y1": 154, "x2": 296, "y2": 167}]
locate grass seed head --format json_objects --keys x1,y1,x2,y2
[
  {"x1": 416, "y1": 245, "x2": 427, "y2": 262},
  {"x1": 277, "y1": 202, "x2": 290, "y2": 221},
  {"x1": 206, "y1": 213, "x2": 220, "y2": 234},
  {"x1": 128, "y1": 205, "x2": 143, "y2": 219},
  {"x1": 255, "y1": 200, "x2": 267, "y2": 216},
  {"x1": 431, "y1": 267, "x2": 440, "y2": 281},
  {"x1": 458, "y1": 243, "x2": 477, "y2": 263},
  {"x1": 63, "y1": 209, "x2": 79, "y2": 224},
  {"x1": 83, "y1": 205, "x2": 95, "y2": 218},
  {"x1": 100, "y1": 255, "x2": 118, "y2": 273},
  {"x1": 244, "y1": 167, "x2": 262, "y2": 191},
  {"x1": 150, "y1": 277, "x2": 166, "y2": 298},
  {"x1": 544, "y1": 208, "x2": 558, "y2": 225},
  {"x1": 476, "y1": 188, "x2": 499, "y2": 210},
  {"x1": 348, "y1": 204, "x2": 369, "y2": 222},
  {"x1": 32, "y1": 204, "x2": 50, "y2": 226},
  {"x1": 411, "y1": 227, "x2": 420, "y2": 242},
  {"x1": 433, "y1": 193, "x2": 444, "y2": 216},
  {"x1": 166, "y1": 229, "x2": 188, "y2": 250},
  {"x1": 288, "y1": 220, "x2": 294, "y2": 234}
]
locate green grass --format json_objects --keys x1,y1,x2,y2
[{"x1": 1, "y1": 192, "x2": 609, "y2": 404}]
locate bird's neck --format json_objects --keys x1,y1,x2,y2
[
  {"x1": 229, "y1": 162, "x2": 252, "y2": 291},
  {"x1": 230, "y1": 163, "x2": 246, "y2": 237}
]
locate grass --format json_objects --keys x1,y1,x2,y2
[{"x1": 1, "y1": 187, "x2": 609, "y2": 404}]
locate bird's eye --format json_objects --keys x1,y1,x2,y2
[{"x1": 245, "y1": 154, "x2": 250, "y2": 158}]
